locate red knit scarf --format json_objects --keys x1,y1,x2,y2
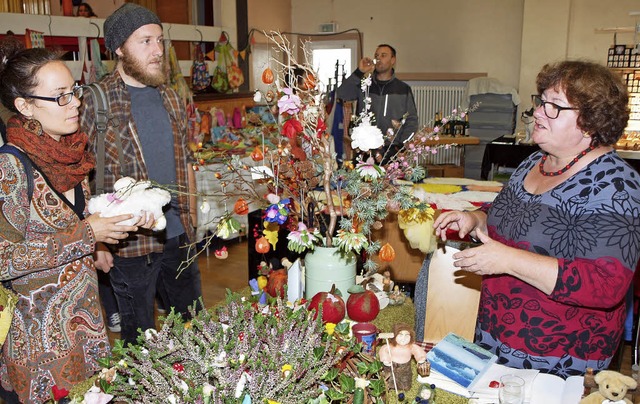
[{"x1": 6, "y1": 115, "x2": 95, "y2": 193}]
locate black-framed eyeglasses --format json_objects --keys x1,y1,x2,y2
[
  {"x1": 531, "y1": 94, "x2": 578, "y2": 119},
  {"x1": 24, "y1": 85, "x2": 83, "y2": 107}
]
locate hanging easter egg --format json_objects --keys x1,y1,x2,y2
[
  {"x1": 262, "y1": 67, "x2": 275, "y2": 84},
  {"x1": 251, "y1": 146, "x2": 264, "y2": 162},
  {"x1": 265, "y1": 90, "x2": 275, "y2": 103},
  {"x1": 234, "y1": 198, "x2": 249, "y2": 215},
  {"x1": 379, "y1": 243, "x2": 396, "y2": 262},
  {"x1": 255, "y1": 236, "x2": 270, "y2": 254},
  {"x1": 200, "y1": 200, "x2": 211, "y2": 214}
]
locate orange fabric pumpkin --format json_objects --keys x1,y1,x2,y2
[
  {"x1": 234, "y1": 198, "x2": 249, "y2": 215},
  {"x1": 265, "y1": 269, "x2": 287, "y2": 298},
  {"x1": 255, "y1": 237, "x2": 270, "y2": 253},
  {"x1": 379, "y1": 243, "x2": 396, "y2": 262},
  {"x1": 262, "y1": 67, "x2": 275, "y2": 84}
]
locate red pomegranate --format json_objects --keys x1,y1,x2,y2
[
  {"x1": 346, "y1": 285, "x2": 380, "y2": 322},
  {"x1": 307, "y1": 285, "x2": 346, "y2": 324}
]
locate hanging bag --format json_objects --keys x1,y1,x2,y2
[
  {"x1": 191, "y1": 43, "x2": 211, "y2": 92},
  {"x1": 83, "y1": 83, "x2": 125, "y2": 195},
  {"x1": 225, "y1": 45, "x2": 244, "y2": 89},
  {"x1": 211, "y1": 42, "x2": 230, "y2": 93}
]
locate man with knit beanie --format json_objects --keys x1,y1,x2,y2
[{"x1": 80, "y1": 3, "x2": 203, "y2": 345}]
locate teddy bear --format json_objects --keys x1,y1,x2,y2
[
  {"x1": 580, "y1": 369, "x2": 637, "y2": 404},
  {"x1": 88, "y1": 177, "x2": 172, "y2": 231}
]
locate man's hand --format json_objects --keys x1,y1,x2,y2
[
  {"x1": 94, "y1": 243, "x2": 114, "y2": 273},
  {"x1": 358, "y1": 57, "x2": 376, "y2": 75}
]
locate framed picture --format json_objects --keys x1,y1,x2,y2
[{"x1": 615, "y1": 44, "x2": 627, "y2": 55}]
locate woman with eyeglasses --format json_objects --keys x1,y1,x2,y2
[
  {"x1": 434, "y1": 60, "x2": 640, "y2": 378},
  {"x1": 0, "y1": 41, "x2": 151, "y2": 403}
]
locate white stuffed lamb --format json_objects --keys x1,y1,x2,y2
[{"x1": 88, "y1": 177, "x2": 172, "y2": 231}]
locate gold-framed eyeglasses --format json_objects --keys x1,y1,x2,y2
[
  {"x1": 24, "y1": 85, "x2": 83, "y2": 107},
  {"x1": 531, "y1": 94, "x2": 578, "y2": 119}
]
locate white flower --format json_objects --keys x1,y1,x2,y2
[
  {"x1": 356, "y1": 157, "x2": 386, "y2": 180},
  {"x1": 179, "y1": 380, "x2": 189, "y2": 393},
  {"x1": 351, "y1": 123, "x2": 384, "y2": 152},
  {"x1": 144, "y1": 328, "x2": 158, "y2": 341},
  {"x1": 355, "y1": 377, "x2": 370, "y2": 389},
  {"x1": 203, "y1": 384, "x2": 214, "y2": 397},
  {"x1": 167, "y1": 394, "x2": 177, "y2": 404},
  {"x1": 361, "y1": 75, "x2": 372, "y2": 89}
]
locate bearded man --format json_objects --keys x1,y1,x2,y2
[{"x1": 80, "y1": 3, "x2": 202, "y2": 345}]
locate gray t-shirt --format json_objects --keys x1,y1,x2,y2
[{"x1": 128, "y1": 85, "x2": 184, "y2": 239}]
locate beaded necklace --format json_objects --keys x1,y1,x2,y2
[{"x1": 538, "y1": 145, "x2": 596, "y2": 177}]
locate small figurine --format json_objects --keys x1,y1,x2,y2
[
  {"x1": 378, "y1": 323, "x2": 428, "y2": 391},
  {"x1": 388, "y1": 285, "x2": 406, "y2": 306},
  {"x1": 249, "y1": 278, "x2": 267, "y2": 305},
  {"x1": 382, "y1": 270, "x2": 395, "y2": 293}
]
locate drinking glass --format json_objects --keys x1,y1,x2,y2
[{"x1": 498, "y1": 374, "x2": 525, "y2": 404}]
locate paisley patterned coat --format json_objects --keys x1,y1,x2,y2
[{"x1": 0, "y1": 152, "x2": 109, "y2": 403}]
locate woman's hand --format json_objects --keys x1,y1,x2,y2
[
  {"x1": 433, "y1": 210, "x2": 486, "y2": 241},
  {"x1": 85, "y1": 213, "x2": 138, "y2": 244},
  {"x1": 450, "y1": 228, "x2": 559, "y2": 294},
  {"x1": 450, "y1": 228, "x2": 510, "y2": 275}
]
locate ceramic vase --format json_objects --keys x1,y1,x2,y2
[{"x1": 304, "y1": 246, "x2": 356, "y2": 299}]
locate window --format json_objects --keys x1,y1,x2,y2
[{"x1": 309, "y1": 39, "x2": 357, "y2": 92}]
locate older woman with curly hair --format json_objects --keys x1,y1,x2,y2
[{"x1": 434, "y1": 60, "x2": 640, "y2": 378}]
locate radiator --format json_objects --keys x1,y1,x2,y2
[
  {"x1": 411, "y1": 85, "x2": 467, "y2": 128},
  {"x1": 411, "y1": 84, "x2": 467, "y2": 165},
  {"x1": 420, "y1": 145, "x2": 464, "y2": 165}
]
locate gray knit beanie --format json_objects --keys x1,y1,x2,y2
[{"x1": 104, "y1": 3, "x2": 162, "y2": 53}]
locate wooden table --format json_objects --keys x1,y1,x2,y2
[{"x1": 423, "y1": 136, "x2": 480, "y2": 178}]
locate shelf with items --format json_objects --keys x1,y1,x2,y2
[
  {"x1": 0, "y1": 12, "x2": 228, "y2": 78},
  {"x1": 607, "y1": 45, "x2": 640, "y2": 69},
  {"x1": 609, "y1": 60, "x2": 640, "y2": 132}
]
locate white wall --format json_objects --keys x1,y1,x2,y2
[
  {"x1": 290, "y1": 0, "x2": 525, "y2": 90},
  {"x1": 520, "y1": 0, "x2": 640, "y2": 127},
  {"x1": 289, "y1": 0, "x2": 640, "y2": 128}
]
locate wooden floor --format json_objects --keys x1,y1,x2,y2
[{"x1": 105, "y1": 238, "x2": 640, "y2": 402}]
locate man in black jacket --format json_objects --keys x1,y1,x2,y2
[{"x1": 337, "y1": 44, "x2": 418, "y2": 162}]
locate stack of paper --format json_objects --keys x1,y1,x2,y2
[{"x1": 418, "y1": 333, "x2": 584, "y2": 403}]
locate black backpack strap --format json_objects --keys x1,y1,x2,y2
[
  {"x1": 0, "y1": 144, "x2": 34, "y2": 203},
  {"x1": 84, "y1": 83, "x2": 126, "y2": 195}
]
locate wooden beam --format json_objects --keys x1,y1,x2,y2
[{"x1": 396, "y1": 72, "x2": 488, "y2": 81}]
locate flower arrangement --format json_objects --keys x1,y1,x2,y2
[
  {"x1": 72, "y1": 292, "x2": 387, "y2": 403},
  {"x1": 186, "y1": 32, "x2": 471, "y2": 276}
]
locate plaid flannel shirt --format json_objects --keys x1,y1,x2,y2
[{"x1": 80, "y1": 70, "x2": 195, "y2": 258}]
